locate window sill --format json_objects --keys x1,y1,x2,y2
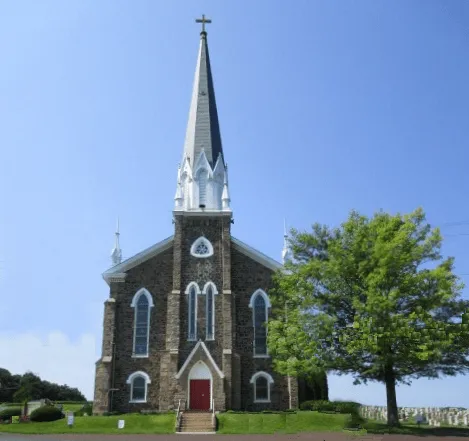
[
  {"x1": 129, "y1": 400, "x2": 147, "y2": 404},
  {"x1": 205, "y1": 338, "x2": 215, "y2": 341},
  {"x1": 253, "y1": 354, "x2": 270, "y2": 359},
  {"x1": 254, "y1": 399, "x2": 271, "y2": 403},
  {"x1": 132, "y1": 354, "x2": 149, "y2": 358}
]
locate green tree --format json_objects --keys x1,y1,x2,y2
[{"x1": 268, "y1": 208, "x2": 469, "y2": 427}]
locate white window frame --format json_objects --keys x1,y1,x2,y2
[
  {"x1": 126, "y1": 371, "x2": 151, "y2": 403},
  {"x1": 250, "y1": 371, "x2": 274, "y2": 403},
  {"x1": 185, "y1": 282, "x2": 201, "y2": 341},
  {"x1": 248, "y1": 289, "x2": 271, "y2": 358},
  {"x1": 202, "y1": 281, "x2": 218, "y2": 341},
  {"x1": 130, "y1": 288, "x2": 154, "y2": 358},
  {"x1": 190, "y1": 236, "x2": 214, "y2": 258}
]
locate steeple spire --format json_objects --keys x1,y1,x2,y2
[
  {"x1": 111, "y1": 217, "x2": 122, "y2": 266},
  {"x1": 174, "y1": 16, "x2": 231, "y2": 213},
  {"x1": 182, "y1": 15, "x2": 223, "y2": 168},
  {"x1": 282, "y1": 219, "x2": 292, "y2": 264}
]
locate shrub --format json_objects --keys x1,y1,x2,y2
[
  {"x1": 30, "y1": 405, "x2": 64, "y2": 422},
  {"x1": 0, "y1": 407, "x2": 22, "y2": 421},
  {"x1": 299, "y1": 400, "x2": 361, "y2": 414},
  {"x1": 345, "y1": 412, "x2": 366, "y2": 429},
  {"x1": 74, "y1": 402, "x2": 93, "y2": 417},
  {"x1": 333, "y1": 401, "x2": 362, "y2": 415}
]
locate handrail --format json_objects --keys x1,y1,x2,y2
[
  {"x1": 212, "y1": 398, "x2": 215, "y2": 430},
  {"x1": 175, "y1": 399, "x2": 181, "y2": 432}
]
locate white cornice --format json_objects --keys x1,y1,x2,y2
[
  {"x1": 231, "y1": 237, "x2": 283, "y2": 271},
  {"x1": 102, "y1": 235, "x2": 174, "y2": 286},
  {"x1": 173, "y1": 210, "x2": 232, "y2": 217},
  {"x1": 175, "y1": 341, "x2": 224, "y2": 380}
]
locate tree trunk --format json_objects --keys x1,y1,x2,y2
[{"x1": 384, "y1": 362, "x2": 400, "y2": 427}]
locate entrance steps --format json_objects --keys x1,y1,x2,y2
[{"x1": 176, "y1": 411, "x2": 215, "y2": 434}]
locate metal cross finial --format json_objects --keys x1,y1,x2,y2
[{"x1": 196, "y1": 14, "x2": 212, "y2": 33}]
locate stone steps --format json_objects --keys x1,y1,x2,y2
[{"x1": 177, "y1": 412, "x2": 215, "y2": 433}]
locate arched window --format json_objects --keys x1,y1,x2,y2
[
  {"x1": 249, "y1": 289, "x2": 271, "y2": 357},
  {"x1": 198, "y1": 169, "x2": 208, "y2": 207},
  {"x1": 127, "y1": 371, "x2": 151, "y2": 403},
  {"x1": 186, "y1": 282, "x2": 200, "y2": 341},
  {"x1": 190, "y1": 236, "x2": 214, "y2": 258},
  {"x1": 130, "y1": 288, "x2": 154, "y2": 357},
  {"x1": 203, "y1": 282, "x2": 218, "y2": 340},
  {"x1": 250, "y1": 371, "x2": 274, "y2": 403}
]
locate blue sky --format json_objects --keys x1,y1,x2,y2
[{"x1": 0, "y1": 0, "x2": 468, "y2": 406}]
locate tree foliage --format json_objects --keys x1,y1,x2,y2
[
  {"x1": 0, "y1": 368, "x2": 86, "y2": 403},
  {"x1": 267, "y1": 208, "x2": 469, "y2": 425}
]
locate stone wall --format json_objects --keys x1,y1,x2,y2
[
  {"x1": 107, "y1": 246, "x2": 173, "y2": 413},
  {"x1": 231, "y1": 246, "x2": 296, "y2": 411}
]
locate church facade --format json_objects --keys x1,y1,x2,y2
[{"x1": 93, "y1": 21, "x2": 298, "y2": 415}]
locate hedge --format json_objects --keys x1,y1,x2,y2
[
  {"x1": 299, "y1": 400, "x2": 361, "y2": 415},
  {"x1": 30, "y1": 405, "x2": 64, "y2": 422},
  {"x1": 0, "y1": 407, "x2": 22, "y2": 421}
]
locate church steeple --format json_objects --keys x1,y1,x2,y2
[
  {"x1": 182, "y1": 15, "x2": 223, "y2": 168},
  {"x1": 111, "y1": 217, "x2": 122, "y2": 266},
  {"x1": 174, "y1": 16, "x2": 231, "y2": 213}
]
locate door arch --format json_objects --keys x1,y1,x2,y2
[{"x1": 188, "y1": 361, "x2": 212, "y2": 410}]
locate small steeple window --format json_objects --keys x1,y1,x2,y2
[{"x1": 190, "y1": 236, "x2": 214, "y2": 258}]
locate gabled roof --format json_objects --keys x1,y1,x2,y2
[
  {"x1": 102, "y1": 235, "x2": 173, "y2": 285},
  {"x1": 182, "y1": 30, "x2": 223, "y2": 168},
  {"x1": 231, "y1": 237, "x2": 282, "y2": 271},
  {"x1": 102, "y1": 234, "x2": 282, "y2": 285},
  {"x1": 175, "y1": 340, "x2": 224, "y2": 379}
]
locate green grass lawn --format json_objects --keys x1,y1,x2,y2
[
  {"x1": 58, "y1": 403, "x2": 87, "y2": 413},
  {"x1": 217, "y1": 411, "x2": 350, "y2": 434},
  {"x1": 0, "y1": 413, "x2": 176, "y2": 434}
]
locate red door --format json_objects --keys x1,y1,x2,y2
[{"x1": 190, "y1": 379, "x2": 210, "y2": 410}]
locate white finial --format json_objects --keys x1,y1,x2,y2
[
  {"x1": 222, "y1": 165, "x2": 231, "y2": 210},
  {"x1": 111, "y1": 217, "x2": 122, "y2": 266},
  {"x1": 282, "y1": 219, "x2": 292, "y2": 264}
]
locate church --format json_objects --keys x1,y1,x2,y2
[{"x1": 93, "y1": 17, "x2": 300, "y2": 414}]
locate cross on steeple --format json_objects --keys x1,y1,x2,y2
[{"x1": 196, "y1": 14, "x2": 211, "y2": 33}]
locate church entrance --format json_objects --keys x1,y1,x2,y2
[{"x1": 188, "y1": 361, "x2": 212, "y2": 411}]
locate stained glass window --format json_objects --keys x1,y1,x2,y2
[
  {"x1": 254, "y1": 295, "x2": 267, "y2": 355},
  {"x1": 131, "y1": 376, "x2": 146, "y2": 401},
  {"x1": 206, "y1": 286, "x2": 214, "y2": 340},
  {"x1": 134, "y1": 295, "x2": 149, "y2": 355}
]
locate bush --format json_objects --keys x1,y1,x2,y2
[
  {"x1": 74, "y1": 402, "x2": 93, "y2": 417},
  {"x1": 299, "y1": 400, "x2": 361, "y2": 414},
  {"x1": 0, "y1": 407, "x2": 22, "y2": 421},
  {"x1": 345, "y1": 412, "x2": 366, "y2": 429},
  {"x1": 30, "y1": 405, "x2": 64, "y2": 422}
]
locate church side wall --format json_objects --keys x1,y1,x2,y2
[
  {"x1": 231, "y1": 247, "x2": 292, "y2": 411},
  {"x1": 109, "y1": 247, "x2": 173, "y2": 413}
]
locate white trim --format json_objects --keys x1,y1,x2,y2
[
  {"x1": 173, "y1": 211, "x2": 232, "y2": 217},
  {"x1": 250, "y1": 371, "x2": 274, "y2": 403},
  {"x1": 187, "y1": 361, "x2": 213, "y2": 411},
  {"x1": 248, "y1": 289, "x2": 271, "y2": 308},
  {"x1": 186, "y1": 282, "x2": 200, "y2": 341},
  {"x1": 126, "y1": 371, "x2": 151, "y2": 403},
  {"x1": 249, "y1": 289, "x2": 270, "y2": 357},
  {"x1": 102, "y1": 236, "x2": 173, "y2": 285},
  {"x1": 231, "y1": 237, "x2": 282, "y2": 271},
  {"x1": 130, "y1": 287, "x2": 155, "y2": 307},
  {"x1": 175, "y1": 341, "x2": 225, "y2": 380},
  {"x1": 190, "y1": 236, "x2": 214, "y2": 258},
  {"x1": 131, "y1": 288, "x2": 154, "y2": 357},
  {"x1": 202, "y1": 282, "x2": 218, "y2": 341}
]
